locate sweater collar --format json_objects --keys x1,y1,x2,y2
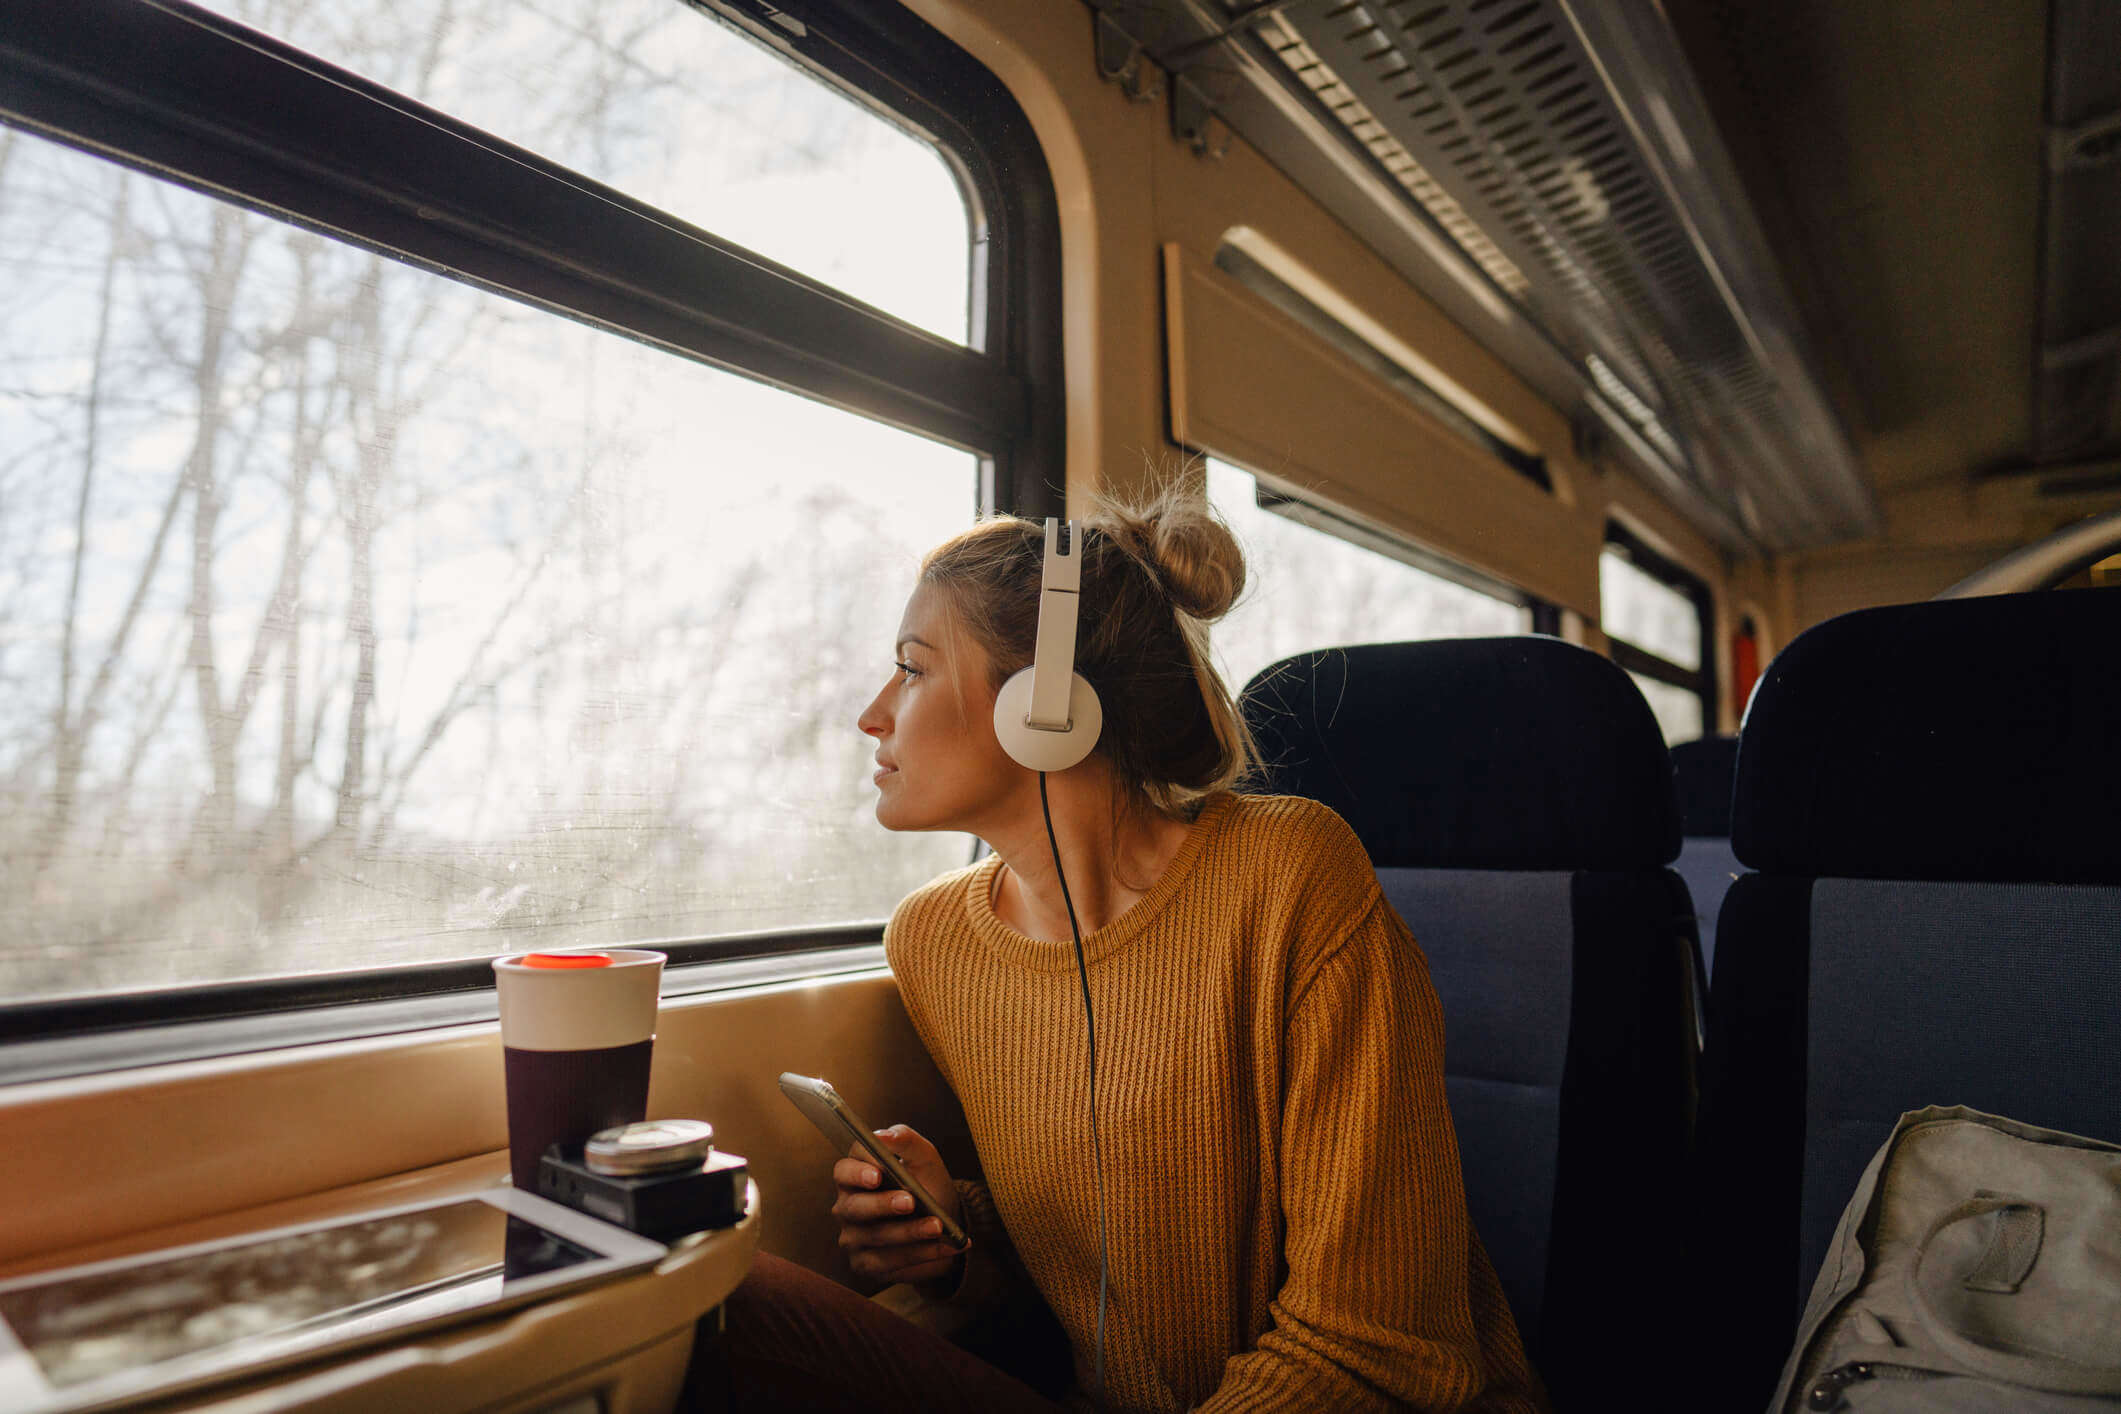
[{"x1": 963, "y1": 793, "x2": 1239, "y2": 972}]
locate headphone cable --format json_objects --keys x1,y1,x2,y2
[{"x1": 1039, "y1": 770, "x2": 1107, "y2": 1401}]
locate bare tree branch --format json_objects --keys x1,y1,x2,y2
[
  {"x1": 332, "y1": 255, "x2": 387, "y2": 834},
  {"x1": 185, "y1": 204, "x2": 253, "y2": 849},
  {"x1": 96, "y1": 644, "x2": 188, "y2": 861},
  {"x1": 49, "y1": 176, "x2": 129, "y2": 853},
  {"x1": 364, "y1": 543, "x2": 564, "y2": 849}
]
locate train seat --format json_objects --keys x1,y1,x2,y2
[
  {"x1": 1242, "y1": 637, "x2": 1695, "y2": 1409},
  {"x1": 1690, "y1": 585, "x2": 2121, "y2": 1408},
  {"x1": 1669, "y1": 734, "x2": 1742, "y2": 978}
]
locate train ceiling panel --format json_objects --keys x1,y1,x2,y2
[{"x1": 1095, "y1": 0, "x2": 1884, "y2": 552}]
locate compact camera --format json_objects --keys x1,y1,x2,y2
[{"x1": 536, "y1": 1118, "x2": 748, "y2": 1241}]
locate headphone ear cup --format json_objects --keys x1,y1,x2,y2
[{"x1": 992, "y1": 668, "x2": 1103, "y2": 772}]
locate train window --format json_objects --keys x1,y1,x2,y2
[
  {"x1": 186, "y1": 0, "x2": 971, "y2": 343},
  {"x1": 1600, "y1": 528, "x2": 1716, "y2": 744},
  {"x1": 0, "y1": 0, "x2": 1064, "y2": 1042},
  {"x1": 1207, "y1": 460, "x2": 1530, "y2": 694},
  {"x1": 0, "y1": 129, "x2": 977, "y2": 1005},
  {"x1": 1627, "y1": 674, "x2": 1707, "y2": 746},
  {"x1": 1601, "y1": 548, "x2": 1703, "y2": 673}
]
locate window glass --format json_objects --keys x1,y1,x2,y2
[
  {"x1": 1600, "y1": 546, "x2": 1702, "y2": 671},
  {"x1": 189, "y1": 0, "x2": 971, "y2": 343},
  {"x1": 1206, "y1": 460, "x2": 1529, "y2": 695},
  {"x1": 0, "y1": 131, "x2": 973, "y2": 1002},
  {"x1": 1629, "y1": 672, "x2": 1706, "y2": 747}
]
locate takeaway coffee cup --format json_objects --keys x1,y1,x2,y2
[{"x1": 493, "y1": 950, "x2": 665, "y2": 1191}]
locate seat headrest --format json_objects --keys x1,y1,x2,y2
[
  {"x1": 1733, "y1": 586, "x2": 2121, "y2": 884},
  {"x1": 1670, "y1": 735, "x2": 1740, "y2": 837},
  {"x1": 1241, "y1": 637, "x2": 1681, "y2": 870}
]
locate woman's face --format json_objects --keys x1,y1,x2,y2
[{"x1": 857, "y1": 582, "x2": 1023, "y2": 834}]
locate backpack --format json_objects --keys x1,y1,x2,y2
[{"x1": 1772, "y1": 1105, "x2": 2121, "y2": 1412}]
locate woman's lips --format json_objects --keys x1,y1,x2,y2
[{"x1": 872, "y1": 761, "x2": 898, "y2": 785}]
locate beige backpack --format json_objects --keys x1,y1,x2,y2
[{"x1": 1773, "y1": 1106, "x2": 2121, "y2": 1412}]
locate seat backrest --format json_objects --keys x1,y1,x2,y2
[
  {"x1": 1668, "y1": 734, "x2": 1741, "y2": 977},
  {"x1": 1693, "y1": 586, "x2": 2121, "y2": 1409},
  {"x1": 1242, "y1": 637, "x2": 1694, "y2": 1410}
]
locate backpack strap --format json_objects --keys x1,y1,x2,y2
[{"x1": 1908, "y1": 1196, "x2": 2121, "y2": 1395}]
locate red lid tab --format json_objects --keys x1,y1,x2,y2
[{"x1": 522, "y1": 952, "x2": 613, "y2": 969}]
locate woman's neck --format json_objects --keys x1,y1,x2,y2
[{"x1": 982, "y1": 767, "x2": 1193, "y2": 942}]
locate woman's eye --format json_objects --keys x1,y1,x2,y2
[{"x1": 894, "y1": 659, "x2": 922, "y2": 681}]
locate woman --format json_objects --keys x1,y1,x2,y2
[{"x1": 698, "y1": 488, "x2": 1545, "y2": 1413}]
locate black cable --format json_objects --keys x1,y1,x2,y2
[{"x1": 1039, "y1": 769, "x2": 1107, "y2": 1400}]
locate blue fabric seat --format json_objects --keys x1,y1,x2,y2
[
  {"x1": 1242, "y1": 637, "x2": 1697, "y2": 1411},
  {"x1": 1689, "y1": 586, "x2": 2121, "y2": 1409},
  {"x1": 1669, "y1": 734, "x2": 1742, "y2": 978}
]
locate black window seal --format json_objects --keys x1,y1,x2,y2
[
  {"x1": 1603, "y1": 521, "x2": 1718, "y2": 730},
  {"x1": 0, "y1": 0, "x2": 1060, "y2": 1056}
]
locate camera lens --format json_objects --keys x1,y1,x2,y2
[{"x1": 583, "y1": 1118, "x2": 714, "y2": 1176}]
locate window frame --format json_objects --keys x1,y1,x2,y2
[
  {"x1": 0, "y1": 0, "x2": 1061, "y2": 1061},
  {"x1": 1601, "y1": 521, "x2": 1718, "y2": 736},
  {"x1": 0, "y1": 0, "x2": 1062, "y2": 512},
  {"x1": 1251, "y1": 488, "x2": 1537, "y2": 613},
  {"x1": 1202, "y1": 465, "x2": 1539, "y2": 698}
]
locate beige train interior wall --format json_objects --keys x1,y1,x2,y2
[
  {"x1": 1786, "y1": 476, "x2": 2119, "y2": 628},
  {"x1": 906, "y1": 0, "x2": 1788, "y2": 728}
]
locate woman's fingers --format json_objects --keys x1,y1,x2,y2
[
  {"x1": 845, "y1": 1239, "x2": 963, "y2": 1284},
  {"x1": 831, "y1": 1186, "x2": 919, "y2": 1224},
  {"x1": 832, "y1": 1155, "x2": 881, "y2": 1191},
  {"x1": 852, "y1": 1125, "x2": 964, "y2": 1228},
  {"x1": 836, "y1": 1214, "x2": 951, "y2": 1251}
]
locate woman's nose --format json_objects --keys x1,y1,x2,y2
[{"x1": 858, "y1": 690, "x2": 888, "y2": 738}]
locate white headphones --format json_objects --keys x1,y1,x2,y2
[{"x1": 991, "y1": 519, "x2": 1104, "y2": 772}]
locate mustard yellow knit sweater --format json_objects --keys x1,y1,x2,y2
[{"x1": 884, "y1": 792, "x2": 1546, "y2": 1413}]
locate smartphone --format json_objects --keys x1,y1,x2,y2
[{"x1": 777, "y1": 1073, "x2": 968, "y2": 1249}]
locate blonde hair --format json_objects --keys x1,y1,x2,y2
[{"x1": 920, "y1": 481, "x2": 1259, "y2": 818}]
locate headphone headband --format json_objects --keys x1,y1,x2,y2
[{"x1": 1025, "y1": 520, "x2": 1082, "y2": 730}]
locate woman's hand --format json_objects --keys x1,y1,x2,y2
[{"x1": 831, "y1": 1123, "x2": 966, "y2": 1288}]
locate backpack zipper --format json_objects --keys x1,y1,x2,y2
[{"x1": 1806, "y1": 1360, "x2": 1942, "y2": 1410}]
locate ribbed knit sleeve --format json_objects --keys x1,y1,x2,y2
[
  {"x1": 955, "y1": 1176, "x2": 1010, "y2": 1250},
  {"x1": 1199, "y1": 898, "x2": 1538, "y2": 1414},
  {"x1": 931, "y1": 1176, "x2": 1031, "y2": 1311},
  {"x1": 886, "y1": 891, "x2": 1034, "y2": 1314}
]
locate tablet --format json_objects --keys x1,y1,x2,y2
[{"x1": 0, "y1": 1188, "x2": 666, "y2": 1414}]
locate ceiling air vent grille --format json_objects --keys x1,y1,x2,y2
[
  {"x1": 1235, "y1": 0, "x2": 1875, "y2": 545},
  {"x1": 1256, "y1": 18, "x2": 1531, "y2": 300}
]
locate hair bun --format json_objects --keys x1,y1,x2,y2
[
  {"x1": 1147, "y1": 506, "x2": 1244, "y2": 621},
  {"x1": 1091, "y1": 481, "x2": 1246, "y2": 622}
]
